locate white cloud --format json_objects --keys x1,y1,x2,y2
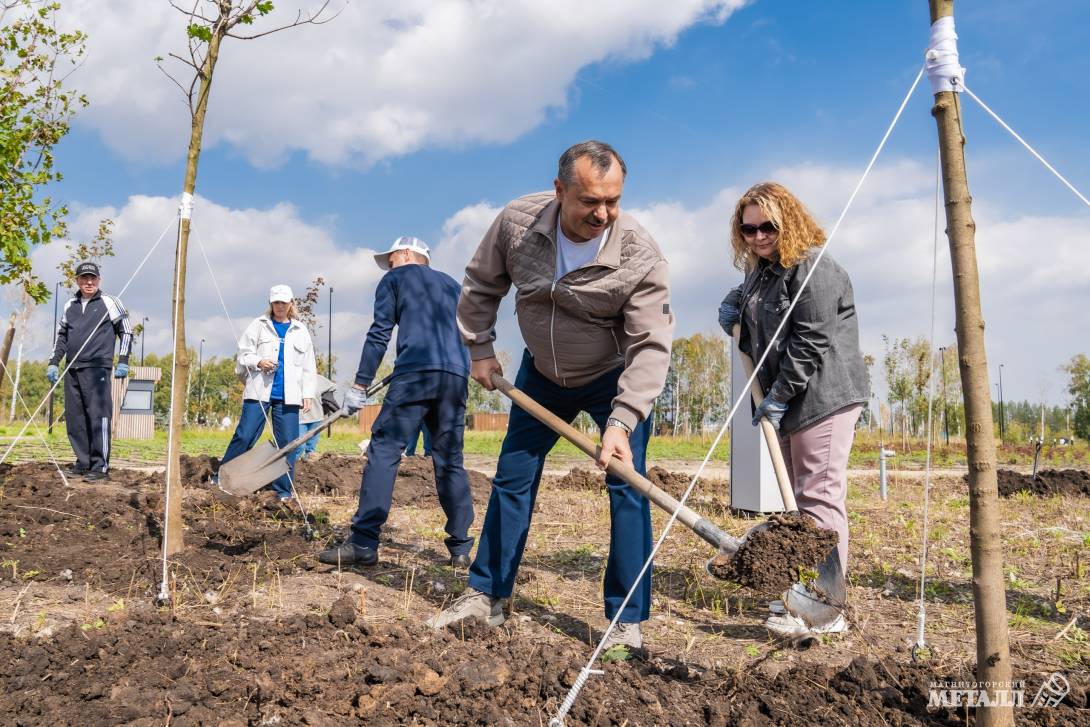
[{"x1": 63, "y1": 0, "x2": 749, "y2": 167}]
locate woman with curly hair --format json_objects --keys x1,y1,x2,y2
[{"x1": 718, "y1": 182, "x2": 869, "y2": 640}]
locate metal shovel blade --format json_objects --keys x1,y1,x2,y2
[
  {"x1": 784, "y1": 545, "x2": 846, "y2": 627},
  {"x1": 217, "y1": 441, "x2": 289, "y2": 496}
]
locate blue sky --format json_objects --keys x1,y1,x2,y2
[{"x1": 19, "y1": 0, "x2": 1090, "y2": 406}]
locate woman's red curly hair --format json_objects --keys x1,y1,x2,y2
[{"x1": 729, "y1": 182, "x2": 826, "y2": 271}]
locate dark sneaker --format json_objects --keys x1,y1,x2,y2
[
  {"x1": 450, "y1": 553, "x2": 472, "y2": 568},
  {"x1": 317, "y1": 542, "x2": 378, "y2": 567},
  {"x1": 65, "y1": 463, "x2": 88, "y2": 475},
  {"x1": 427, "y1": 588, "x2": 506, "y2": 629},
  {"x1": 83, "y1": 471, "x2": 109, "y2": 482}
]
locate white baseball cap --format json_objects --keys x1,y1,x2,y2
[
  {"x1": 374, "y1": 236, "x2": 431, "y2": 270},
  {"x1": 269, "y1": 284, "x2": 293, "y2": 303}
]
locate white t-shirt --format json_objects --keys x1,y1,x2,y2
[{"x1": 555, "y1": 222, "x2": 609, "y2": 280}]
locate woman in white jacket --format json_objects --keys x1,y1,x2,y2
[{"x1": 217, "y1": 284, "x2": 318, "y2": 500}]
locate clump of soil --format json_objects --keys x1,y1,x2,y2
[
  {"x1": 551, "y1": 467, "x2": 604, "y2": 491},
  {"x1": 707, "y1": 514, "x2": 838, "y2": 593},
  {"x1": 179, "y1": 454, "x2": 218, "y2": 485},
  {"x1": 992, "y1": 469, "x2": 1090, "y2": 498},
  {"x1": 292, "y1": 454, "x2": 363, "y2": 495}
]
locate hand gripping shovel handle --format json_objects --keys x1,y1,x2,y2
[
  {"x1": 490, "y1": 373, "x2": 739, "y2": 553},
  {"x1": 272, "y1": 374, "x2": 395, "y2": 457},
  {"x1": 732, "y1": 325, "x2": 798, "y2": 513}
]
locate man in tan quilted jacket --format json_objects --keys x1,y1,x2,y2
[{"x1": 428, "y1": 140, "x2": 674, "y2": 652}]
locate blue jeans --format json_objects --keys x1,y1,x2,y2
[
  {"x1": 468, "y1": 350, "x2": 653, "y2": 623},
  {"x1": 296, "y1": 421, "x2": 322, "y2": 458},
  {"x1": 404, "y1": 420, "x2": 432, "y2": 456},
  {"x1": 220, "y1": 399, "x2": 300, "y2": 498},
  {"x1": 350, "y1": 371, "x2": 474, "y2": 556}
]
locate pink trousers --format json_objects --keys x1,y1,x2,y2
[{"x1": 778, "y1": 403, "x2": 862, "y2": 573}]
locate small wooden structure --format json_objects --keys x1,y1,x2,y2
[
  {"x1": 357, "y1": 404, "x2": 382, "y2": 434},
  {"x1": 112, "y1": 366, "x2": 162, "y2": 439},
  {"x1": 469, "y1": 412, "x2": 509, "y2": 431}
]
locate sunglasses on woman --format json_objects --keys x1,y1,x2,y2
[{"x1": 739, "y1": 221, "x2": 779, "y2": 237}]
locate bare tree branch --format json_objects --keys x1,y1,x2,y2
[
  {"x1": 168, "y1": 0, "x2": 215, "y2": 24},
  {"x1": 225, "y1": 0, "x2": 339, "y2": 41}
]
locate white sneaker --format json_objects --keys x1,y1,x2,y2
[
  {"x1": 427, "y1": 588, "x2": 506, "y2": 629},
  {"x1": 764, "y1": 612, "x2": 848, "y2": 646},
  {"x1": 601, "y1": 622, "x2": 643, "y2": 652},
  {"x1": 768, "y1": 599, "x2": 787, "y2": 615}
]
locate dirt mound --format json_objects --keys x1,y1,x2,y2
[
  {"x1": 707, "y1": 514, "x2": 839, "y2": 593},
  {"x1": 552, "y1": 467, "x2": 604, "y2": 491},
  {"x1": 0, "y1": 614, "x2": 1082, "y2": 726},
  {"x1": 292, "y1": 454, "x2": 363, "y2": 495},
  {"x1": 391, "y1": 455, "x2": 493, "y2": 505},
  {"x1": 179, "y1": 454, "x2": 218, "y2": 486},
  {"x1": 0, "y1": 463, "x2": 318, "y2": 599},
  {"x1": 993, "y1": 469, "x2": 1090, "y2": 498}
]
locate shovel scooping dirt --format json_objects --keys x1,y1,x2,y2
[{"x1": 706, "y1": 513, "x2": 839, "y2": 593}]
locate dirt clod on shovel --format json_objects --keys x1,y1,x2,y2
[{"x1": 707, "y1": 514, "x2": 838, "y2": 593}]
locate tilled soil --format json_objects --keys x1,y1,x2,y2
[
  {"x1": 993, "y1": 468, "x2": 1090, "y2": 498},
  {"x1": 2, "y1": 462, "x2": 1086, "y2": 724},
  {"x1": 282, "y1": 454, "x2": 494, "y2": 504},
  {"x1": 0, "y1": 462, "x2": 316, "y2": 598},
  {"x1": 706, "y1": 514, "x2": 840, "y2": 594},
  {"x1": 0, "y1": 610, "x2": 1082, "y2": 726}
]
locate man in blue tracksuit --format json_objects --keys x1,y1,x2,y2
[
  {"x1": 46, "y1": 262, "x2": 134, "y2": 481},
  {"x1": 318, "y1": 236, "x2": 474, "y2": 568}
]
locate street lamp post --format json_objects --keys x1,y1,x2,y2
[
  {"x1": 140, "y1": 316, "x2": 149, "y2": 366},
  {"x1": 998, "y1": 364, "x2": 1005, "y2": 441},
  {"x1": 939, "y1": 346, "x2": 949, "y2": 445},
  {"x1": 197, "y1": 338, "x2": 205, "y2": 425},
  {"x1": 47, "y1": 281, "x2": 62, "y2": 434}
]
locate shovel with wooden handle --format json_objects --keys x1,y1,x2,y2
[
  {"x1": 731, "y1": 326, "x2": 846, "y2": 625},
  {"x1": 216, "y1": 375, "x2": 393, "y2": 497},
  {"x1": 489, "y1": 372, "x2": 745, "y2": 555}
]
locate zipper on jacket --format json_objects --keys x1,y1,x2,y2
[{"x1": 549, "y1": 282, "x2": 564, "y2": 384}]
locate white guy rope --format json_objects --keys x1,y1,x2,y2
[
  {"x1": 957, "y1": 80, "x2": 1090, "y2": 210},
  {"x1": 191, "y1": 226, "x2": 313, "y2": 522},
  {"x1": 0, "y1": 354, "x2": 70, "y2": 487},
  {"x1": 0, "y1": 215, "x2": 178, "y2": 466},
  {"x1": 914, "y1": 153, "x2": 942, "y2": 656},
  {"x1": 548, "y1": 64, "x2": 926, "y2": 726}
]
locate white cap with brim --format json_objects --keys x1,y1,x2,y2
[
  {"x1": 374, "y1": 236, "x2": 431, "y2": 270},
  {"x1": 269, "y1": 284, "x2": 293, "y2": 303}
]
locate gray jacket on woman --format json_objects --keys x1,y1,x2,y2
[{"x1": 722, "y1": 250, "x2": 869, "y2": 435}]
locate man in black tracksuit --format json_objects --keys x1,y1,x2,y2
[{"x1": 47, "y1": 262, "x2": 134, "y2": 481}]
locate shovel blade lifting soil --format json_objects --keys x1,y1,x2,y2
[
  {"x1": 216, "y1": 375, "x2": 393, "y2": 497},
  {"x1": 217, "y1": 441, "x2": 290, "y2": 496}
]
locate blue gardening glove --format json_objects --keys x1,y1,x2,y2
[
  {"x1": 114, "y1": 362, "x2": 129, "y2": 379},
  {"x1": 718, "y1": 299, "x2": 740, "y2": 335},
  {"x1": 46, "y1": 365, "x2": 59, "y2": 384},
  {"x1": 753, "y1": 397, "x2": 788, "y2": 430},
  {"x1": 341, "y1": 386, "x2": 368, "y2": 415}
]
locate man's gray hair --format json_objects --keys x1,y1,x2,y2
[{"x1": 557, "y1": 140, "x2": 627, "y2": 185}]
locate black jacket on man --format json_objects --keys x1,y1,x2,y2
[{"x1": 50, "y1": 291, "x2": 134, "y2": 370}]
